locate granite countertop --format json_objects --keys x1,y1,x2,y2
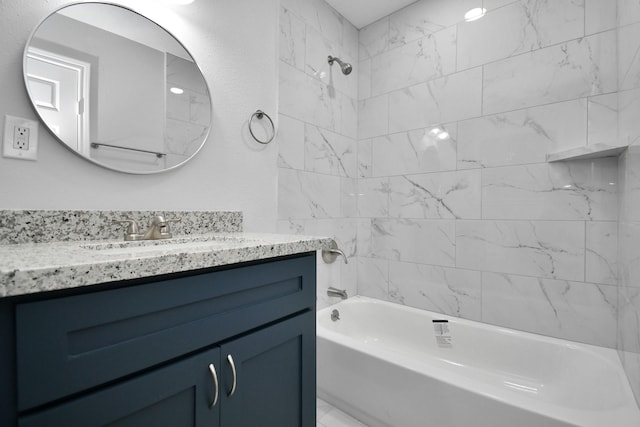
[{"x1": 0, "y1": 232, "x2": 333, "y2": 298}]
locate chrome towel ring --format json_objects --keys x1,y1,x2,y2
[{"x1": 249, "y1": 109, "x2": 275, "y2": 144}]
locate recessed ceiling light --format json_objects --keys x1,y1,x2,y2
[
  {"x1": 170, "y1": 87, "x2": 184, "y2": 95},
  {"x1": 464, "y1": 8, "x2": 486, "y2": 22}
]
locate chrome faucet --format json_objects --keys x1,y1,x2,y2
[
  {"x1": 322, "y1": 240, "x2": 349, "y2": 264},
  {"x1": 113, "y1": 215, "x2": 181, "y2": 241},
  {"x1": 327, "y1": 287, "x2": 348, "y2": 299}
]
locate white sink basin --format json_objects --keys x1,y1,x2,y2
[{"x1": 80, "y1": 234, "x2": 257, "y2": 252}]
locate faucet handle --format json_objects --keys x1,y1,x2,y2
[
  {"x1": 157, "y1": 215, "x2": 181, "y2": 227},
  {"x1": 112, "y1": 219, "x2": 144, "y2": 241},
  {"x1": 144, "y1": 215, "x2": 181, "y2": 240},
  {"x1": 148, "y1": 215, "x2": 181, "y2": 226},
  {"x1": 162, "y1": 218, "x2": 181, "y2": 237}
]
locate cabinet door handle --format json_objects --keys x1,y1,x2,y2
[
  {"x1": 226, "y1": 354, "x2": 237, "y2": 397},
  {"x1": 208, "y1": 363, "x2": 219, "y2": 408}
]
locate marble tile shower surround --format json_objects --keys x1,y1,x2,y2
[
  {"x1": 343, "y1": 0, "x2": 626, "y2": 351},
  {"x1": 0, "y1": 210, "x2": 242, "y2": 244},
  {"x1": 333, "y1": 0, "x2": 625, "y2": 350},
  {"x1": 616, "y1": 0, "x2": 640, "y2": 405},
  {"x1": 618, "y1": 143, "x2": 640, "y2": 403},
  {"x1": 277, "y1": 1, "x2": 636, "y2": 400},
  {"x1": 277, "y1": 0, "x2": 640, "y2": 405},
  {"x1": 277, "y1": 0, "x2": 360, "y2": 309}
]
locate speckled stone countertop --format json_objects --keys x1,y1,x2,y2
[
  {"x1": 0, "y1": 210, "x2": 332, "y2": 298},
  {"x1": 0, "y1": 233, "x2": 332, "y2": 298}
]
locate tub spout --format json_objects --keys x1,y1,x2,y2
[
  {"x1": 327, "y1": 287, "x2": 348, "y2": 299},
  {"x1": 322, "y1": 240, "x2": 348, "y2": 264}
]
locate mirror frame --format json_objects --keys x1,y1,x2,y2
[{"x1": 23, "y1": 2, "x2": 213, "y2": 174}]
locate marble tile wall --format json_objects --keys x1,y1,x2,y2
[
  {"x1": 356, "y1": 0, "x2": 620, "y2": 349},
  {"x1": 617, "y1": 147, "x2": 640, "y2": 405},
  {"x1": 277, "y1": 0, "x2": 359, "y2": 309},
  {"x1": 277, "y1": 2, "x2": 640, "y2": 399},
  {"x1": 618, "y1": 0, "x2": 640, "y2": 405}
]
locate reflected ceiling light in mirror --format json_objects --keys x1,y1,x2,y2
[
  {"x1": 313, "y1": 70, "x2": 327, "y2": 79},
  {"x1": 464, "y1": 8, "x2": 486, "y2": 22},
  {"x1": 428, "y1": 127, "x2": 449, "y2": 140},
  {"x1": 170, "y1": 87, "x2": 184, "y2": 94}
]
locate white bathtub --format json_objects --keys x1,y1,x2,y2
[{"x1": 317, "y1": 296, "x2": 640, "y2": 427}]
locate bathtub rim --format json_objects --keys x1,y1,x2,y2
[{"x1": 317, "y1": 296, "x2": 640, "y2": 427}]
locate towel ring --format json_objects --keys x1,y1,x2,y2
[{"x1": 249, "y1": 110, "x2": 275, "y2": 144}]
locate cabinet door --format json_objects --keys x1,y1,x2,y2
[
  {"x1": 16, "y1": 253, "x2": 316, "y2": 411},
  {"x1": 19, "y1": 348, "x2": 221, "y2": 427},
  {"x1": 219, "y1": 311, "x2": 316, "y2": 427}
]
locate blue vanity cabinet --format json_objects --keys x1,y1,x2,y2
[
  {"x1": 19, "y1": 347, "x2": 222, "y2": 427},
  {"x1": 3, "y1": 253, "x2": 317, "y2": 427},
  {"x1": 219, "y1": 310, "x2": 316, "y2": 426},
  {"x1": 18, "y1": 311, "x2": 316, "y2": 427}
]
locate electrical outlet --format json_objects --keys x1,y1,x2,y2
[
  {"x1": 14, "y1": 126, "x2": 30, "y2": 150},
  {"x1": 3, "y1": 115, "x2": 38, "y2": 161}
]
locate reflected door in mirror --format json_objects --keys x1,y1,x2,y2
[{"x1": 26, "y1": 49, "x2": 90, "y2": 154}]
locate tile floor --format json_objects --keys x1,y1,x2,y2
[{"x1": 317, "y1": 398, "x2": 368, "y2": 427}]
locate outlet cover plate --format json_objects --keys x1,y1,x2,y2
[{"x1": 3, "y1": 115, "x2": 38, "y2": 161}]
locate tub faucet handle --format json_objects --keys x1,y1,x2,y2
[{"x1": 322, "y1": 240, "x2": 348, "y2": 264}]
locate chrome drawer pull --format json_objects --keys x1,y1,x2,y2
[
  {"x1": 208, "y1": 363, "x2": 219, "y2": 408},
  {"x1": 227, "y1": 354, "x2": 237, "y2": 397}
]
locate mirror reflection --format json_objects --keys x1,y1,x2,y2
[{"x1": 24, "y1": 3, "x2": 212, "y2": 173}]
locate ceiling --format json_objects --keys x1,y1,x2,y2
[{"x1": 325, "y1": 0, "x2": 419, "y2": 29}]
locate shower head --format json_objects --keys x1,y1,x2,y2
[{"x1": 328, "y1": 55, "x2": 352, "y2": 75}]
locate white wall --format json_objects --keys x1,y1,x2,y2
[{"x1": 0, "y1": 0, "x2": 279, "y2": 232}]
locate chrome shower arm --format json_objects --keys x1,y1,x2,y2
[{"x1": 327, "y1": 55, "x2": 353, "y2": 75}]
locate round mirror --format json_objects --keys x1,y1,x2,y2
[{"x1": 23, "y1": 3, "x2": 212, "y2": 174}]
